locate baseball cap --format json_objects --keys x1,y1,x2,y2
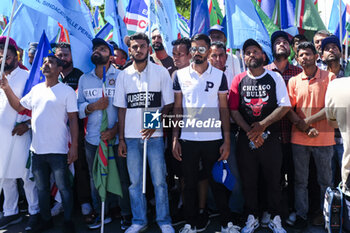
[
  {"x1": 0, "y1": 36, "x2": 18, "y2": 51},
  {"x1": 321, "y1": 35, "x2": 341, "y2": 53},
  {"x1": 212, "y1": 160, "x2": 236, "y2": 191},
  {"x1": 92, "y1": 38, "x2": 114, "y2": 56},
  {"x1": 208, "y1": 24, "x2": 226, "y2": 37},
  {"x1": 242, "y1": 38, "x2": 262, "y2": 53},
  {"x1": 271, "y1": 30, "x2": 290, "y2": 46}
]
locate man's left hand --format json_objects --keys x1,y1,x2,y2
[
  {"x1": 141, "y1": 129, "x2": 156, "y2": 140},
  {"x1": 12, "y1": 123, "x2": 29, "y2": 136},
  {"x1": 247, "y1": 121, "x2": 266, "y2": 141},
  {"x1": 101, "y1": 128, "x2": 117, "y2": 141},
  {"x1": 218, "y1": 141, "x2": 230, "y2": 161},
  {"x1": 67, "y1": 146, "x2": 78, "y2": 164}
]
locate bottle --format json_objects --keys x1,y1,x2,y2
[{"x1": 249, "y1": 131, "x2": 270, "y2": 150}]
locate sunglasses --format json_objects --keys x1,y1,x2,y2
[{"x1": 189, "y1": 46, "x2": 207, "y2": 54}]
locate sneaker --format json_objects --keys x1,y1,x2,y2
[
  {"x1": 121, "y1": 215, "x2": 132, "y2": 230},
  {"x1": 241, "y1": 215, "x2": 259, "y2": 233},
  {"x1": 260, "y1": 211, "x2": 271, "y2": 228},
  {"x1": 25, "y1": 213, "x2": 40, "y2": 232},
  {"x1": 51, "y1": 202, "x2": 63, "y2": 216},
  {"x1": 221, "y1": 222, "x2": 241, "y2": 233},
  {"x1": 179, "y1": 224, "x2": 197, "y2": 233},
  {"x1": 63, "y1": 221, "x2": 75, "y2": 233},
  {"x1": 0, "y1": 214, "x2": 22, "y2": 229},
  {"x1": 268, "y1": 215, "x2": 286, "y2": 233},
  {"x1": 196, "y1": 209, "x2": 210, "y2": 232},
  {"x1": 160, "y1": 224, "x2": 175, "y2": 233},
  {"x1": 293, "y1": 215, "x2": 307, "y2": 229},
  {"x1": 88, "y1": 215, "x2": 112, "y2": 229},
  {"x1": 285, "y1": 212, "x2": 296, "y2": 226},
  {"x1": 207, "y1": 208, "x2": 220, "y2": 218},
  {"x1": 124, "y1": 224, "x2": 148, "y2": 233}
]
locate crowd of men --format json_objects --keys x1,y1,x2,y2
[{"x1": 0, "y1": 24, "x2": 349, "y2": 233}]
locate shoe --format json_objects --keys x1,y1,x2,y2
[
  {"x1": 293, "y1": 215, "x2": 307, "y2": 229},
  {"x1": 51, "y1": 202, "x2": 63, "y2": 216},
  {"x1": 260, "y1": 211, "x2": 271, "y2": 228},
  {"x1": 160, "y1": 224, "x2": 175, "y2": 233},
  {"x1": 207, "y1": 208, "x2": 220, "y2": 218},
  {"x1": 221, "y1": 222, "x2": 241, "y2": 233},
  {"x1": 0, "y1": 214, "x2": 22, "y2": 229},
  {"x1": 179, "y1": 224, "x2": 197, "y2": 233},
  {"x1": 171, "y1": 208, "x2": 186, "y2": 226},
  {"x1": 63, "y1": 221, "x2": 75, "y2": 233},
  {"x1": 87, "y1": 215, "x2": 112, "y2": 229},
  {"x1": 268, "y1": 215, "x2": 286, "y2": 233},
  {"x1": 125, "y1": 224, "x2": 148, "y2": 233},
  {"x1": 241, "y1": 215, "x2": 259, "y2": 233},
  {"x1": 83, "y1": 211, "x2": 96, "y2": 225},
  {"x1": 25, "y1": 213, "x2": 40, "y2": 232},
  {"x1": 285, "y1": 212, "x2": 296, "y2": 226},
  {"x1": 311, "y1": 212, "x2": 325, "y2": 226},
  {"x1": 196, "y1": 209, "x2": 210, "y2": 232},
  {"x1": 121, "y1": 215, "x2": 132, "y2": 230},
  {"x1": 30, "y1": 218, "x2": 54, "y2": 233}
]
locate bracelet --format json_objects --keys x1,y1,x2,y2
[
  {"x1": 119, "y1": 138, "x2": 125, "y2": 141},
  {"x1": 85, "y1": 105, "x2": 93, "y2": 114},
  {"x1": 305, "y1": 126, "x2": 313, "y2": 133}
]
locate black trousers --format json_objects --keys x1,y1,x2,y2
[
  {"x1": 180, "y1": 139, "x2": 231, "y2": 227},
  {"x1": 236, "y1": 131, "x2": 282, "y2": 217}
]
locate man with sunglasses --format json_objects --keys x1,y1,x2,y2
[{"x1": 172, "y1": 34, "x2": 239, "y2": 233}]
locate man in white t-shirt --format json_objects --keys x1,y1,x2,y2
[
  {"x1": 0, "y1": 55, "x2": 79, "y2": 233},
  {"x1": 325, "y1": 77, "x2": 350, "y2": 232},
  {"x1": 0, "y1": 37, "x2": 39, "y2": 231},
  {"x1": 113, "y1": 32, "x2": 174, "y2": 233},
  {"x1": 172, "y1": 34, "x2": 238, "y2": 233}
]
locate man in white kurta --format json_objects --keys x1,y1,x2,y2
[{"x1": 0, "y1": 38, "x2": 39, "y2": 230}]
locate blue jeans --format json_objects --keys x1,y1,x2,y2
[
  {"x1": 125, "y1": 137, "x2": 171, "y2": 226},
  {"x1": 32, "y1": 153, "x2": 73, "y2": 222},
  {"x1": 85, "y1": 141, "x2": 131, "y2": 216},
  {"x1": 332, "y1": 144, "x2": 344, "y2": 185},
  {"x1": 292, "y1": 144, "x2": 333, "y2": 219}
]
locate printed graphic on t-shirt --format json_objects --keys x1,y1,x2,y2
[
  {"x1": 83, "y1": 88, "x2": 115, "y2": 99},
  {"x1": 127, "y1": 91, "x2": 162, "y2": 108}
]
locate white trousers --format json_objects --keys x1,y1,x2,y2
[{"x1": 2, "y1": 177, "x2": 39, "y2": 216}]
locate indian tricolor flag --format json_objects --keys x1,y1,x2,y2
[{"x1": 124, "y1": 0, "x2": 149, "y2": 35}]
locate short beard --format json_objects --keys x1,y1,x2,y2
[
  {"x1": 324, "y1": 55, "x2": 341, "y2": 65},
  {"x1": 273, "y1": 51, "x2": 290, "y2": 61},
  {"x1": 247, "y1": 57, "x2": 264, "y2": 69},
  {"x1": 91, "y1": 54, "x2": 109, "y2": 65},
  {"x1": 193, "y1": 55, "x2": 206, "y2": 64},
  {"x1": 152, "y1": 43, "x2": 164, "y2": 51},
  {"x1": 62, "y1": 61, "x2": 73, "y2": 69},
  {"x1": 4, "y1": 60, "x2": 16, "y2": 72},
  {"x1": 133, "y1": 54, "x2": 148, "y2": 64}
]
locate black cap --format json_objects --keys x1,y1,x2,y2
[
  {"x1": 271, "y1": 31, "x2": 290, "y2": 46},
  {"x1": 243, "y1": 39, "x2": 262, "y2": 52},
  {"x1": 92, "y1": 38, "x2": 114, "y2": 56},
  {"x1": 321, "y1": 35, "x2": 341, "y2": 53}
]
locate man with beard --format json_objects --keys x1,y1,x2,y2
[
  {"x1": 265, "y1": 31, "x2": 302, "y2": 226},
  {"x1": 0, "y1": 55, "x2": 79, "y2": 233},
  {"x1": 151, "y1": 28, "x2": 176, "y2": 76},
  {"x1": 172, "y1": 34, "x2": 238, "y2": 233},
  {"x1": 77, "y1": 38, "x2": 132, "y2": 230},
  {"x1": 54, "y1": 43, "x2": 83, "y2": 91},
  {"x1": 286, "y1": 42, "x2": 335, "y2": 229},
  {"x1": 0, "y1": 38, "x2": 40, "y2": 232},
  {"x1": 321, "y1": 36, "x2": 346, "y2": 191},
  {"x1": 228, "y1": 39, "x2": 291, "y2": 233},
  {"x1": 313, "y1": 30, "x2": 331, "y2": 69},
  {"x1": 113, "y1": 32, "x2": 174, "y2": 233}
]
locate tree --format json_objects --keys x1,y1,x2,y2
[{"x1": 175, "y1": 0, "x2": 191, "y2": 19}]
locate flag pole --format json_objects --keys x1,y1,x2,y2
[
  {"x1": 0, "y1": 0, "x2": 17, "y2": 80},
  {"x1": 142, "y1": 0, "x2": 153, "y2": 194},
  {"x1": 346, "y1": 31, "x2": 349, "y2": 62},
  {"x1": 100, "y1": 201, "x2": 105, "y2": 233},
  {"x1": 340, "y1": 0, "x2": 344, "y2": 64},
  {"x1": 100, "y1": 66, "x2": 106, "y2": 233}
]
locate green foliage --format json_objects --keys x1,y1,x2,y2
[
  {"x1": 83, "y1": 0, "x2": 105, "y2": 16},
  {"x1": 175, "y1": 0, "x2": 191, "y2": 19}
]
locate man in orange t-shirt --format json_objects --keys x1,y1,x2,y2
[{"x1": 287, "y1": 42, "x2": 335, "y2": 229}]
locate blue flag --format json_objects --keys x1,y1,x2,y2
[
  {"x1": 24, "y1": 31, "x2": 53, "y2": 96},
  {"x1": 329, "y1": 0, "x2": 346, "y2": 34},
  {"x1": 259, "y1": 0, "x2": 276, "y2": 20},
  {"x1": 105, "y1": 0, "x2": 128, "y2": 52},
  {"x1": 0, "y1": 0, "x2": 15, "y2": 17},
  {"x1": 189, "y1": 0, "x2": 210, "y2": 37},
  {"x1": 225, "y1": 0, "x2": 272, "y2": 61},
  {"x1": 96, "y1": 22, "x2": 113, "y2": 39}
]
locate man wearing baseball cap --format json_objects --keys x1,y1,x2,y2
[
  {"x1": 77, "y1": 38, "x2": 132, "y2": 230},
  {"x1": 0, "y1": 36, "x2": 40, "y2": 232},
  {"x1": 265, "y1": 31, "x2": 302, "y2": 226},
  {"x1": 228, "y1": 38, "x2": 291, "y2": 233}
]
